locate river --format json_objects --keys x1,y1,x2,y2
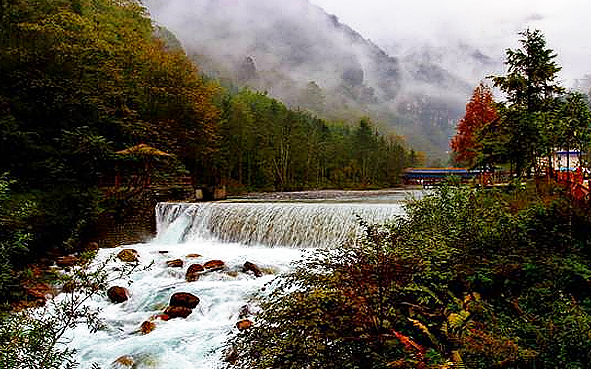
[{"x1": 64, "y1": 189, "x2": 417, "y2": 368}]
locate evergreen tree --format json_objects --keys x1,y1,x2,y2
[{"x1": 491, "y1": 29, "x2": 564, "y2": 176}]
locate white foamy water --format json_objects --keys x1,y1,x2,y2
[
  {"x1": 155, "y1": 201, "x2": 406, "y2": 248},
  {"x1": 64, "y1": 193, "x2": 412, "y2": 368},
  {"x1": 66, "y1": 239, "x2": 300, "y2": 368}
]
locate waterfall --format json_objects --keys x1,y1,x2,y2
[
  {"x1": 155, "y1": 201, "x2": 405, "y2": 248},
  {"x1": 64, "y1": 191, "x2": 415, "y2": 368}
]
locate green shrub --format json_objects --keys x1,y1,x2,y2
[{"x1": 228, "y1": 185, "x2": 591, "y2": 368}]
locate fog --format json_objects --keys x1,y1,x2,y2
[
  {"x1": 310, "y1": 0, "x2": 591, "y2": 86},
  {"x1": 142, "y1": 0, "x2": 518, "y2": 159}
]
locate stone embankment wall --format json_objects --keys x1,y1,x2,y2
[{"x1": 96, "y1": 185, "x2": 226, "y2": 248}]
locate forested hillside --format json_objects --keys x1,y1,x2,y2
[
  {"x1": 143, "y1": 0, "x2": 472, "y2": 161},
  {"x1": 216, "y1": 88, "x2": 414, "y2": 191},
  {"x1": 0, "y1": 0, "x2": 415, "y2": 302}
]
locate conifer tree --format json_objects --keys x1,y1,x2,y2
[{"x1": 491, "y1": 29, "x2": 564, "y2": 176}]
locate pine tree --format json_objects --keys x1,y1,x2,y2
[{"x1": 490, "y1": 29, "x2": 564, "y2": 176}]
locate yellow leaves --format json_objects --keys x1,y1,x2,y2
[{"x1": 447, "y1": 310, "x2": 470, "y2": 331}]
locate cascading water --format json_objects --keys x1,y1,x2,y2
[
  {"x1": 64, "y1": 191, "x2": 412, "y2": 368},
  {"x1": 155, "y1": 202, "x2": 405, "y2": 248}
]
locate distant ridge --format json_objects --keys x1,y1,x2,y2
[{"x1": 144, "y1": 0, "x2": 488, "y2": 161}]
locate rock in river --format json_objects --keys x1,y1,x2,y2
[
  {"x1": 117, "y1": 249, "x2": 138, "y2": 263},
  {"x1": 236, "y1": 319, "x2": 253, "y2": 330},
  {"x1": 243, "y1": 261, "x2": 262, "y2": 277},
  {"x1": 169, "y1": 292, "x2": 200, "y2": 309},
  {"x1": 107, "y1": 286, "x2": 129, "y2": 304},
  {"x1": 163, "y1": 306, "x2": 193, "y2": 319},
  {"x1": 186, "y1": 263, "x2": 204, "y2": 282},
  {"x1": 203, "y1": 259, "x2": 225, "y2": 271},
  {"x1": 166, "y1": 259, "x2": 183, "y2": 268}
]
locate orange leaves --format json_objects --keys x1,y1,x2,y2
[{"x1": 451, "y1": 83, "x2": 498, "y2": 166}]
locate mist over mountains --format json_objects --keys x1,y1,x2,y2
[{"x1": 143, "y1": 0, "x2": 498, "y2": 161}]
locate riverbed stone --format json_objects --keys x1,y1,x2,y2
[
  {"x1": 152, "y1": 313, "x2": 170, "y2": 321},
  {"x1": 236, "y1": 319, "x2": 253, "y2": 330},
  {"x1": 112, "y1": 355, "x2": 134, "y2": 368},
  {"x1": 117, "y1": 249, "x2": 138, "y2": 263},
  {"x1": 243, "y1": 261, "x2": 262, "y2": 277},
  {"x1": 166, "y1": 259, "x2": 183, "y2": 268},
  {"x1": 204, "y1": 259, "x2": 225, "y2": 271},
  {"x1": 186, "y1": 263, "x2": 204, "y2": 282},
  {"x1": 169, "y1": 292, "x2": 200, "y2": 309},
  {"x1": 107, "y1": 286, "x2": 129, "y2": 303},
  {"x1": 140, "y1": 320, "x2": 156, "y2": 334},
  {"x1": 164, "y1": 306, "x2": 193, "y2": 319}
]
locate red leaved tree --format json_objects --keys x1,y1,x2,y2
[{"x1": 451, "y1": 83, "x2": 498, "y2": 167}]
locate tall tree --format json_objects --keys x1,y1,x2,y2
[
  {"x1": 451, "y1": 83, "x2": 498, "y2": 167},
  {"x1": 491, "y1": 29, "x2": 564, "y2": 176}
]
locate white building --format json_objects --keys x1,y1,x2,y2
[{"x1": 553, "y1": 150, "x2": 582, "y2": 171}]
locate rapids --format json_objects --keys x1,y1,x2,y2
[{"x1": 65, "y1": 190, "x2": 414, "y2": 368}]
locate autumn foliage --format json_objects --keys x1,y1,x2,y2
[{"x1": 451, "y1": 83, "x2": 498, "y2": 166}]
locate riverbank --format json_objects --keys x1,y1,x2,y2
[
  {"x1": 5, "y1": 187, "x2": 417, "y2": 311},
  {"x1": 4, "y1": 183, "x2": 591, "y2": 368},
  {"x1": 229, "y1": 183, "x2": 591, "y2": 368}
]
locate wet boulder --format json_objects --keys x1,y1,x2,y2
[
  {"x1": 112, "y1": 355, "x2": 134, "y2": 368},
  {"x1": 186, "y1": 263, "x2": 204, "y2": 282},
  {"x1": 163, "y1": 292, "x2": 200, "y2": 319},
  {"x1": 169, "y1": 292, "x2": 200, "y2": 309},
  {"x1": 166, "y1": 259, "x2": 183, "y2": 268},
  {"x1": 204, "y1": 259, "x2": 225, "y2": 271},
  {"x1": 236, "y1": 319, "x2": 253, "y2": 331},
  {"x1": 117, "y1": 249, "x2": 138, "y2": 263},
  {"x1": 152, "y1": 313, "x2": 170, "y2": 321},
  {"x1": 140, "y1": 320, "x2": 156, "y2": 335},
  {"x1": 164, "y1": 306, "x2": 193, "y2": 319},
  {"x1": 107, "y1": 286, "x2": 129, "y2": 304},
  {"x1": 243, "y1": 261, "x2": 262, "y2": 277}
]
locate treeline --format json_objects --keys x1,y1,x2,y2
[
  {"x1": 215, "y1": 89, "x2": 414, "y2": 191},
  {"x1": 451, "y1": 30, "x2": 591, "y2": 175},
  {"x1": 0, "y1": 0, "x2": 415, "y2": 300}
]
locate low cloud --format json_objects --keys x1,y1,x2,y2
[{"x1": 310, "y1": 0, "x2": 591, "y2": 85}]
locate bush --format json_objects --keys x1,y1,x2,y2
[
  {"x1": 0, "y1": 173, "x2": 34, "y2": 303},
  {"x1": 228, "y1": 185, "x2": 591, "y2": 368},
  {"x1": 0, "y1": 256, "x2": 145, "y2": 369}
]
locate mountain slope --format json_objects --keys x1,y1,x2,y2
[{"x1": 144, "y1": 0, "x2": 480, "y2": 161}]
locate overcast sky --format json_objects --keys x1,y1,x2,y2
[{"x1": 309, "y1": 0, "x2": 591, "y2": 86}]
